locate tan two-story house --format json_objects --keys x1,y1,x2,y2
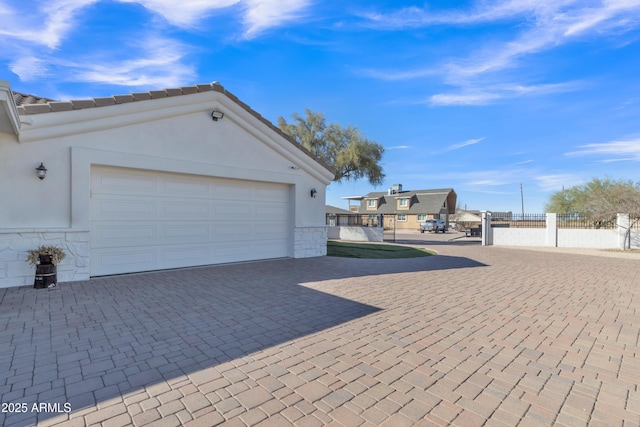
[{"x1": 349, "y1": 184, "x2": 457, "y2": 230}]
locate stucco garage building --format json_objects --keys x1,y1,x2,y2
[{"x1": 0, "y1": 81, "x2": 334, "y2": 288}]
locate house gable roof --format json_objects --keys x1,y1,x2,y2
[
  {"x1": 8, "y1": 82, "x2": 335, "y2": 179},
  {"x1": 357, "y1": 188, "x2": 457, "y2": 215},
  {"x1": 9, "y1": 82, "x2": 335, "y2": 179}
]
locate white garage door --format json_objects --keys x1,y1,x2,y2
[{"x1": 90, "y1": 166, "x2": 291, "y2": 276}]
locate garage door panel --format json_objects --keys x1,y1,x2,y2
[
  {"x1": 255, "y1": 223, "x2": 288, "y2": 238},
  {"x1": 255, "y1": 203, "x2": 288, "y2": 219},
  {"x1": 253, "y1": 239, "x2": 288, "y2": 257},
  {"x1": 214, "y1": 203, "x2": 253, "y2": 220},
  {"x1": 213, "y1": 223, "x2": 253, "y2": 237},
  {"x1": 92, "y1": 248, "x2": 157, "y2": 272},
  {"x1": 213, "y1": 242, "x2": 255, "y2": 262},
  {"x1": 92, "y1": 196, "x2": 158, "y2": 219},
  {"x1": 162, "y1": 177, "x2": 211, "y2": 197},
  {"x1": 160, "y1": 224, "x2": 211, "y2": 242},
  {"x1": 161, "y1": 245, "x2": 211, "y2": 264},
  {"x1": 253, "y1": 184, "x2": 289, "y2": 202},
  {"x1": 93, "y1": 170, "x2": 157, "y2": 194},
  {"x1": 91, "y1": 166, "x2": 291, "y2": 276},
  {"x1": 92, "y1": 224, "x2": 157, "y2": 248},
  {"x1": 161, "y1": 201, "x2": 210, "y2": 219},
  {"x1": 215, "y1": 181, "x2": 253, "y2": 198}
]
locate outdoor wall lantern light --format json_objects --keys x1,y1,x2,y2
[
  {"x1": 36, "y1": 163, "x2": 47, "y2": 180},
  {"x1": 310, "y1": 188, "x2": 317, "y2": 198},
  {"x1": 211, "y1": 110, "x2": 224, "y2": 121}
]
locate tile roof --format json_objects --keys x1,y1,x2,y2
[
  {"x1": 12, "y1": 92, "x2": 56, "y2": 107},
  {"x1": 12, "y1": 83, "x2": 230, "y2": 115}
]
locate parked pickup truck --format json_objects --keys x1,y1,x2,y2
[{"x1": 420, "y1": 219, "x2": 446, "y2": 233}]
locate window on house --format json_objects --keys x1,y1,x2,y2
[
  {"x1": 367, "y1": 199, "x2": 376, "y2": 208},
  {"x1": 397, "y1": 214, "x2": 407, "y2": 221},
  {"x1": 399, "y1": 198, "x2": 408, "y2": 207},
  {"x1": 417, "y1": 214, "x2": 427, "y2": 221}
]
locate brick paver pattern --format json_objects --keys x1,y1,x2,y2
[{"x1": 1, "y1": 242, "x2": 639, "y2": 426}]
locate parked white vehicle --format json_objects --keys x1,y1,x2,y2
[{"x1": 420, "y1": 219, "x2": 446, "y2": 233}]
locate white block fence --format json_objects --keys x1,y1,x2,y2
[{"x1": 482, "y1": 213, "x2": 640, "y2": 249}]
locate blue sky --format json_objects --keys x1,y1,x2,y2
[{"x1": 2, "y1": 0, "x2": 640, "y2": 213}]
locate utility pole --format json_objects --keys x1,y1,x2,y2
[{"x1": 520, "y1": 183, "x2": 525, "y2": 216}]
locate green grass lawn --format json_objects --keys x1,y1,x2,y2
[{"x1": 327, "y1": 240, "x2": 436, "y2": 259}]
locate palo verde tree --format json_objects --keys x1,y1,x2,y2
[
  {"x1": 545, "y1": 178, "x2": 640, "y2": 219},
  {"x1": 277, "y1": 109, "x2": 385, "y2": 186},
  {"x1": 545, "y1": 178, "x2": 640, "y2": 247}
]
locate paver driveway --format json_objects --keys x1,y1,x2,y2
[{"x1": 1, "y1": 242, "x2": 640, "y2": 426}]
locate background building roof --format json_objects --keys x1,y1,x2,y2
[
  {"x1": 357, "y1": 188, "x2": 457, "y2": 215},
  {"x1": 326, "y1": 205, "x2": 353, "y2": 215}
]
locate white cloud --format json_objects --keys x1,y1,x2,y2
[
  {"x1": 357, "y1": 67, "x2": 436, "y2": 81},
  {"x1": 0, "y1": 0, "x2": 312, "y2": 90},
  {"x1": 72, "y1": 37, "x2": 196, "y2": 87},
  {"x1": 512, "y1": 160, "x2": 534, "y2": 166},
  {"x1": 429, "y1": 81, "x2": 583, "y2": 106},
  {"x1": 386, "y1": 145, "x2": 410, "y2": 150},
  {"x1": 400, "y1": 165, "x2": 571, "y2": 202},
  {"x1": 446, "y1": 137, "x2": 484, "y2": 151},
  {"x1": 507, "y1": 82, "x2": 583, "y2": 95},
  {"x1": 116, "y1": 0, "x2": 311, "y2": 36},
  {"x1": 0, "y1": 0, "x2": 98, "y2": 49},
  {"x1": 1, "y1": 0, "x2": 312, "y2": 49},
  {"x1": 360, "y1": 1, "x2": 640, "y2": 105},
  {"x1": 455, "y1": 167, "x2": 577, "y2": 192},
  {"x1": 118, "y1": 0, "x2": 240, "y2": 27},
  {"x1": 363, "y1": 0, "x2": 640, "y2": 45},
  {"x1": 9, "y1": 56, "x2": 49, "y2": 81},
  {"x1": 242, "y1": 0, "x2": 311, "y2": 38},
  {"x1": 430, "y1": 92, "x2": 501, "y2": 106},
  {"x1": 617, "y1": 97, "x2": 640, "y2": 110},
  {"x1": 361, "y1": 0, "x2": 575, "y2": 29},
  {"x1": 115, "y1": 0, "x2": 311, "y2": 37},
  {"x1": 459, "y1": 168, "x2": 527, "y2": 188},
  {"x1": 566, "y1": 138, "x2": 640, "y2": 161},
  {"x1": 452, "y1": 169, "x2": 582, "y2": 193},
  {"x1": 534, "y1": 174, "x2": 582, "y2": 192}
]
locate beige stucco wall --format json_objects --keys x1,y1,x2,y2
[{"x1": 385, "y1": 213, "x2": 445, "y2": 230}]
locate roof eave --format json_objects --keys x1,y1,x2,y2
[
  {"x1": 12, "y1": 81, "x2": 335, "y2": 180},
  {"x1": 0, "y1": 80, "x2": 21, "y2": 135}
]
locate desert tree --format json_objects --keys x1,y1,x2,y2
[
  {"x1": 278, "y1": 109, "x2": 385, "y2": 186},
  {"x1": 545, "y1": 178, "x2": 640, "y2": 248}
]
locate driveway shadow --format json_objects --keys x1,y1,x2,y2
[{"x1": 0, "y1": 254, "x2": 486, "y2": 426}]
